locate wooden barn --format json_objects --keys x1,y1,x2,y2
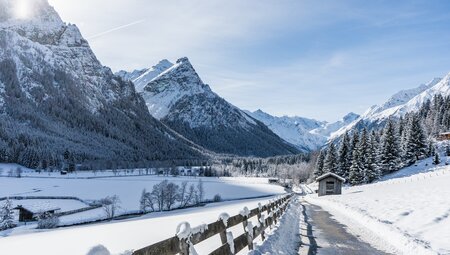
[
  {"x1": 437, "y1": 132, "x2": 450, "y2": 141},
  {"x1": 14, "y1": 205, "x2": 60, "y2": 222},
  {"x1": 316, "y1": 172, "x2": 345, "y2": 196}
]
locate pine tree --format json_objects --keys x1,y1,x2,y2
[
  {"x1": 433, "y1": 151, "x2": 440, "y2": 165},
  {"x1": 337, "y1": 132, "x2": 352, "y2": 179},
  {"x1": 314, "y1": 150, "x2": 325, "y2": 178},
  {"x1": 349, "y1": 131, "x2": 365, "y2": 185},
  {"x1": 0, "y1": 198, "x2": 15, "y2": 231},
  {"x1": 366, "y1": 131, "x2": 381, "y2": 183},
  {"x1": 379, "y1": 119, "x2": 401, "y2": 174},
  {"x1": 404, "y1": 115, "x2": 427, "y2": 165},
  {"x1": 323, "y1": 142, "x2": 338, "y2": 173}
]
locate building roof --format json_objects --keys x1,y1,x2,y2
[
  {"x1": 14, "y1": 203, "x2": 60, "y2": 214},
  {"x1": 316, "y1": 172, "x2": 346, "y2": 182},
  {"x1": 439, "y1": 132, "x2": 450, "y2": 135}
]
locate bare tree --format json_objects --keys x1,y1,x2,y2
[
  {"x1": 196, "y1": 179, "x2": 204, "y2": 204},
  {"x1": 165, "y1": 182, "x2": 179, "y2": 210},
  {"x1": 100, "y1": 195, "x2": 121, "y2": 220},
  {"x1": 139, "y1": 189, "x2": 155, "y2": 213},
  {"x1": 151, "y1": 180, "x2": 168, "y2": 211}
]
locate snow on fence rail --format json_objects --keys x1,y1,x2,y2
[{"x1": 132, "y1": 194, "x2": 293, "y2": 255}]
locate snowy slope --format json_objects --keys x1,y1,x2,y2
[
  {"x1": 248, "y1": 110, "x2": 359, "y2": 151},
  {"x1": 305, "y1": 157, "x2": 450, "y2": 255},
  {"x1": 116, "y1": 59, "x2": 173, "y2": 92},
  {"x1": 331, "y1": 75, "x2": 448, "y2": 139},
  {"x1": 122, "y1": 57, "x2": 299, "y2": 157}
]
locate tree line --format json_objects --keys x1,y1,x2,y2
[{"x1": 315, "y1": 94, "x2": 450, "y2": 185}]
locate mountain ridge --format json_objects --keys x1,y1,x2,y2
[{"x1": 120, "y1": 57, "x2": 300, "y2": 157}]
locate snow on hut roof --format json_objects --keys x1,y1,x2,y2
[
  {"x1": 316, "y1": 172, "x2": 346, "y2": 182},
  {"x1": 14, "y1": 203, "x2": 60, "y2": 214}
]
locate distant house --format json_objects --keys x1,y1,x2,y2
[
  {"x1": 268, "y1": 178, "x2": 279, "y2": 184},
  {"x1": 316, "y1": 172, "x2": 345, "y2": 196},
  {"x1": 437, "y1": 132, "x2": 450, "y2": 141},
  {"x1": 14, "y1": 204, "x2": 60, "y2": 222}
]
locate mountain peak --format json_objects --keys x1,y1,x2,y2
[
  {"x1": 176, "y1": 57, "x2": 190, "y2": 64},
  {"x1": 342, "y1": 112, "x2": 359, "y2": 122},
  {"x1": 0, "y1": 0, "x2": 63, "y2": 27}
]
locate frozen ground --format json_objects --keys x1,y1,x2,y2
[
  {"x1": 0, "y1": 173, "x2": 285, "y2": 213},
  {"x1": 305, "y1": 163, "x2": 450, "y2": 255},
  {"x1": 0, "y1": 196, "x2": 285, "y2": 255}
]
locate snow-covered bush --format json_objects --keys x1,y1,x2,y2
[
  {"x1": 0, "y1": 198, "x2": 16, "y2": 230},
  {"x1": 213, "y1": 194, "x2": 222, "y2": 202},
  {"x1": 86, "y1": 245, "x2": 110, "y2": 255},
  {"x1": 37, "y1": 212, "x2": 59, "y2": 229}
]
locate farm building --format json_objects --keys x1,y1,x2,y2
[
  {"x1": 14, "y1": 204, "x2": 60, "y2": 222},
  {"x1": 316, "y1": 172, "x2": 345, "y2": 196},
  {"x1": 437, "y1": 132, "x2": 450, "y2": 141}
]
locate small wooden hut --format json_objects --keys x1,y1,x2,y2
[
  {"x1": 14, "y1": 205, "x2": 60, "y2": 222},
  {"x1": 437, "y1": 132, "x2": 450, "y2": 141},
  {"x1": 316, "y1": 172, "x2": 345, "y2": 196}
]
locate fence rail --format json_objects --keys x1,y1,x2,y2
[{"x1": 132, "y1": 194, "x2": 293, "y2": 255}]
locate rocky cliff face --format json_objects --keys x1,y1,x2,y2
[{"x1": 0, "y1": 0, "x2": 203, "y2": 168}]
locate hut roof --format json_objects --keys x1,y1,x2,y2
[
  {"x1": 316, "y1": 172, "x2": 345, "y2": 182},
  {"x1": 14, "y1": 203, "x2": 60, "y2": 214}
]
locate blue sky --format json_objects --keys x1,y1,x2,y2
[{"x1": 48, "y1": 0, "x2": 450, "y2": 121}]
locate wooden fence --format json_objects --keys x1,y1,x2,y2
[{"x1": 132, "y1": 193, "x2": 293, "y2": 255}]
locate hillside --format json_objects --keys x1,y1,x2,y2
[
  {"x1": 120, "y1": 57, "x2": 300, "y2": 157},
  {"x1": 305, "y1": 156, "x2": 450, "y2": 254},
  {"x1": 332, "y1": 75, "x2": 449, "y2": 139},
  {"x1": 0, "y1": 0, "x2": 203, "y2": 169}
]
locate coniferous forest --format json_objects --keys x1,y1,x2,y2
[{"x1": 314, "y1": 94, "x2": 450, "y2": 185}]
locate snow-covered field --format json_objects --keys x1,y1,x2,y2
[
  {"x1": 305, "y1": 161, "x2": 450, "y2": 255},
  {"x1": 0, "y1": 196, "x2": 285, "y2": 255},
  {"x1": 0, "y1": 173, "x2": 284, "y2": 212},
  {"x1": 0, "y1": 163, "x2": 286, "y2": 237}
]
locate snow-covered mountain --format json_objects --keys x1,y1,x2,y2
[
  {"x1": 248, "y1": 110, "x2": 359, "y2": 151},
  {"x1": 116, "y1": 59, "x2": 173, "y2": 92},
  {"x1": 0, "y1": 0, "x2": 203, "y2": 168},
  {"x1": 331, "y1": 75, "x2": 449, "y2": 139},
  {"x1": 120, "y1": 57, "x2": 299, "y2": 157}
]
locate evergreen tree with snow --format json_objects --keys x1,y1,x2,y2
[
  {"x1": 0, "y1": 198, "x2": 15, "y2": 231},
  {"x1": 323, "y1": 142, "x2": 339, "y2": 173},
  {"x1": 366, "y1": 131, "x2": 381, "y2": 183},
  {"x1": 404, "y1": 115, "x2": 427, "y2": 165},
  {"x1": 337, "y1": 132, "x2": 352, "y2": 179},
  {"x1": 433, "y1": 149, "x2": 440, "y2": 165},
  {"x1": 379, "y1": 119, "x2": 401, "y2": 174},
  {"x1": 314, "y1": 150, "x2": 325, "y2": 178},
  {"x1": 349, "y1": 131, "x2": 365, "y2": 185},
  {"x1": 348, "y1": 140, "x2": 364, "y2": 185}
]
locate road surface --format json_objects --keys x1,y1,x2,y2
[{"x1": 298, "y1": 200, "x2": 391, "y2": 255}]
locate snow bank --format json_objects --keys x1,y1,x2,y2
[{"x1": 305, "y1": 165, "x2": 450, "y2": 254}]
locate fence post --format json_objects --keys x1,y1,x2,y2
[
  {"x1": 242, "y1": 215, "x2": 254, "y2": 250},
  {"x1": 257, "y1": 204, "x2": 265, "y2": 241},
  {"x1": 179, "y1": 238, "x2": 189, "y2": 255}
]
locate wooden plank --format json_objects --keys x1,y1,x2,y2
[
  {"x1": 209, "y1": 243, "x2": 232, "y2": 255},
  {"x1": 132, "y1": 236, "x2": 180, "y2": 255},
  {"x1": 233, "y1": 232, "x2": 250, "y2": 254}
]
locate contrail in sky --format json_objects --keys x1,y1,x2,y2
[{"x1": 87, "y1": 19, "x2": 145, "y2": 40}]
